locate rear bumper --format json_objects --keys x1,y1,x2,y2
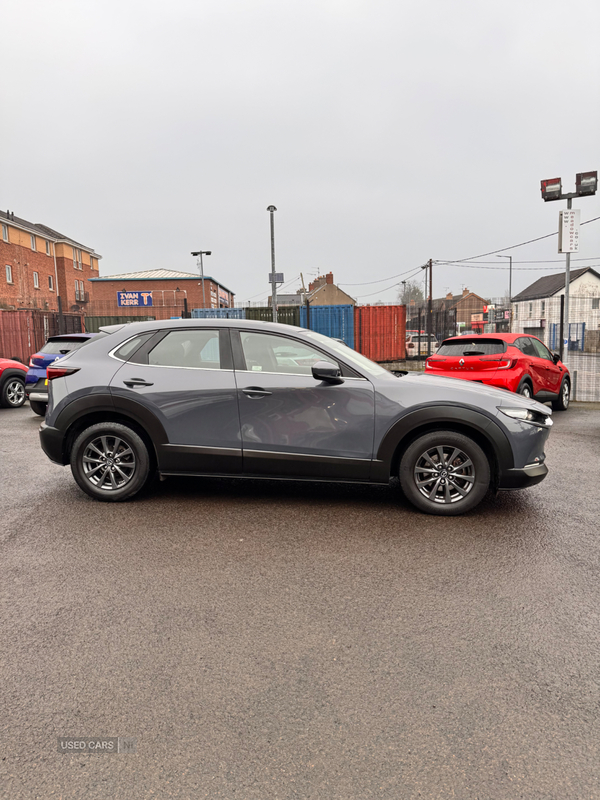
[
  {"x1": 39, "y1": 421, "x2": 67, "y2": 465},
  {"x1": 498, "y1": 462, "x2": 548, "y2": 490}
]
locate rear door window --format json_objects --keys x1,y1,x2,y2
[
  {"x1": 436, "y1": 339, "x2": 507, "y2": 356},
  {"x1": 148, "y1": 330, "x2": 222, "y2": 369}
]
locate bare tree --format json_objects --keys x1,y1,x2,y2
[{"x1": 398, "y1": 279, "x2": 424, "y2": 307}]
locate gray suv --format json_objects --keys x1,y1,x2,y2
[{"x1": 39, "y1": 319, "x2": 553, "y2": 515}]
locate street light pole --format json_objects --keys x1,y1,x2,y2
[
  {"x1": 191, "y1": 250, "x2": 212, "y2": 308},
  {"x1": 496, "y1": 254, "x2": 513, "y2": 332},
  {"x1": 267, "y1": 205, "x2": 278, "y2": 323}
]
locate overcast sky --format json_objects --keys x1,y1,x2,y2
[{"x1": 2, "y1": 0, "x2": 599, "y2": 305}]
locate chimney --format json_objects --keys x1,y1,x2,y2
[
  {"x1": 446, "y1": 292, "x2": 453, "y2": 300},
  {"x1": 462, "y1": 287, "x2": 470, "y2": 297},
  {"x1": 326, "y1": 272, "x2": 334, "y2": 285}
]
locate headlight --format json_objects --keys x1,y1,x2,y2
[{"x1": 498, "y1": 407, "x2": 553, "y2": 426}]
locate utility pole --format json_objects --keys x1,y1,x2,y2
[
  {"x1": 421, "y1": 259, "x2": 433, "y2": 357},
  {"x1": 267, "y1": 205, "x2": 278, "y2": 323}
]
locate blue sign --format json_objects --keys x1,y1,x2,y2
[{"x1": 117, "y1": 291, "x2": 153, "y2": 307}]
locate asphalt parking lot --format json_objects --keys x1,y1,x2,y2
[{"x1": 1, "y1": 404, "x2": 600, "y2": 799}]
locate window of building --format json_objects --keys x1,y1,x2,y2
[
  {"x1": 75, "y1": 280, "x2": 80, "y2": 300},
  {"x1": 73, "y1": 248, "x2": 77, "y2": 268},
  {"x1": 48, "y1": 275, "x2": 54, "y2": 291},
  {"x1": 45, "y1": 240, "x2": 51, "y2": 256},
  {"x1": 33, "y1": 272, "x2": 39, "y2": 289},
  {"x1": 30, "y1": 235, "x2": 36, "y2": 251},
  {"x1": 541, "y1": 301, "x2": 545, "y2": 313},
  {"x1": 79, "y1": 280, "x2": 85, "y2": 299},
  {"x1": 528, "y1": 303, "x2": 533, "y2": 317},
  {"x1": 1, "y1": 224, "x2": 7, "y2": 242},
  {"x1": 513, "y1": 305, "x2": 518, "y2": 319},
  {"x1": 6, "y1": 264, "x2": 13, "y2": 284},
  {"x1": 78, "y1": 250, "x2": 82, "y2": 269},
  {"x1": 593, "y1": 298, "x2": 599, "y2": 310}
]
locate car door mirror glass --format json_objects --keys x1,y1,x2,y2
[{"x1": 312, "y1": 361, "x2": 344, "y2": 385}]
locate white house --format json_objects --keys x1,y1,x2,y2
[{"x1": 511, "y1": 267, "x2": 600, "y2": 352}]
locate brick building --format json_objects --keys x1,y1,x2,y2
[
  {"x1": 272, "y1": 272, "x2": 356, "y2": 307},
  {"x1": 88, "y1": 269, "x2": 235, "y2": 319},
  {"x1": 0, "y1": 209, "x2": 101, "y2": 312},
  {"x1": 432, "y1": 287, "x2": 488, "y2": 326}
]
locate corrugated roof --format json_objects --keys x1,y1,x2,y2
[
  {"x1": 511, "y1": 268, "x2": 598, "y2": 301},
  {"x1": 90, "y1": 269, "x2": 234, "y2": 295}
]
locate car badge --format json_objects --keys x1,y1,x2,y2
[{"x1": 459, "y1": 358, "x2": 464, "y2": 366}]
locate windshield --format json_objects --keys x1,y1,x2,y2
[
  {"x1": 303, "y1": 330, "x2": 390, "y2": 377},
  {"x1": 437, "y1": 339, "x2": 507, "y2": 356}
]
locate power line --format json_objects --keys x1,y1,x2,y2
[
  {"x1": 437, "y1": 262, "x2": 600, "y2": 271},
  {"x1": 445, "y1": 215, "x2": 600, "y2": 263},
  {"x1": 435, "y1": 255, "x2": 600, "y2": 265},
  {"x1": 354, "y1": 267, "x2": 424, "y2": 299},
  {"x1": 340, "y1": 263, "x2": 429, "y2": 287}
]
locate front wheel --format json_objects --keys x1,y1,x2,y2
[
  {"x1": 29, "y1": 400, "x2": 47, "y2": 416},
  {"x1": 399, "y1": 431, "x2": 491, "y2": 516},
  {"x1": 70, "y1": 422, "x2": 151, "y2": 502},
  {"x1": 0, "y1": 377, "x2": 26, "y2": 408},
  {"x1": 552, "y1": 379, "x2": 570, "y2": 411}
]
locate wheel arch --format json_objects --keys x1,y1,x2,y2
[{"x1": 375, "y1": 406, "x2": 513, "y2": 486}]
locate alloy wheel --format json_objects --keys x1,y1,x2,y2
[
  {"x1": 520, "y1": 384, "x2": 532, "y2": 398},
  {"x1": 6, "y1": 380, "x2": 25, "y2": 407},
  {"x1": 82, "y1": 435, "x2": 137, "y2": 491},
  {"x1": 562, "y1": 381, "x2": 570, "y2": 408},
  {"x1": 413, "y1": 445, "x2": 476, "y2": 505}
]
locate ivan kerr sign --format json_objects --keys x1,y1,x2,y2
[{"x1": 117, "y1": 291, "x2": 153, "y2": 307}]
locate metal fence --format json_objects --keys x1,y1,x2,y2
[
  {"x1": 406, "y1": 306, "x2": 458, "y2": 359},
  {"x1": 0, "y1": 309, "x2": 84, "y2": 363}
]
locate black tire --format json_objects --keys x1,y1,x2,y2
[
  {"x1": 399, "y1": 430, "x2": 491, "y2": 516},
  {"x1": 517, "y1": 378, "x2": 533, "y2": 399},
  {"x1": 29, "y1": 400, "x2": 47, "y2": 416},
  {"x1": 0, "y1": 376, "x2": 26, "y2": 408},
  {"x1": 70, "y1": 422, "x2": 151, "y2": 502},
  {"x1": 552, "y1": 378, "x2": 570, "y2": 411}
]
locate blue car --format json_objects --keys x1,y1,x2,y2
[{"x1": 26, "y1": 333, "x2": 97, "y2": 415}]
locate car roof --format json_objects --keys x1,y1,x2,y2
[
  {"x1": 442, "y1": 333, "x2": 530, "y2": 343},
  {"x1": 99, "y1": 318, "x2": 309, "y2": 336}
]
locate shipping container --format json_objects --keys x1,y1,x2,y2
[
  {"x1": 299, "y1": 304, "x2": 354, "y2": 348},
  {"x1": 355, "y1": 305, "x2": 406, "y2": 361}
]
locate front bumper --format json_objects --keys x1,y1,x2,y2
[
  {"x1": 497, "y1": 462, "x2": 548, "y2": 490},
  {"x1": 39, "y1": 421, "x2": 67, "y2": 465}
]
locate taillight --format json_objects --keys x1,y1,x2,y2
[
  {"x1": 496, "y1": 359, "x2": 517, "y2": 370},
  {"x1": 46, "y1": 366, "x2": 80, "y2": 380}
]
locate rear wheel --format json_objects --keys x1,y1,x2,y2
[
  {"x1": 70, "y1": 422, "x2": 151, "y2": 502},
  {"x1": 0, "y1": 377, "x2": 26, "y2": 408},
  {"x1": 517, "y1": 378, "x2": 533, "y2": 399},
  {"x1": 552, "y1": 378, "x2": 570, "y2": 411},
  {"x1": 399, "y1": 431, "x2": 490, "y2": 516},
  {"x1": 29, "y1": 400, "x2": 47, "y2": 416}
]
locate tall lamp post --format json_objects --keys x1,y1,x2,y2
[
  {"x1": 267, "y1": 205, "x2": 278, "y2": 323},
  {"x1": 496, "y1": 254, "x2": 513, "y2": 332},
  {"x1": 191, "y1": 250, "x2": 212, "y2": 309},
  {"x1": 540, "y1": 171, "x2": 597, "y2": 362}
]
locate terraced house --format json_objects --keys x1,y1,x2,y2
[{"x1": 0, "y1": 209, "x2": 102, "y2": 312}]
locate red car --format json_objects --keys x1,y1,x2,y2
[
  {"x1": 424, "y1": 333, "x2": 571, "y2": 410},
  {"x1": 0, "y1": 357, "x2": 28, "y2": 408}
]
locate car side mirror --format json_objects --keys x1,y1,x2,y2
[
  {"x1": 552, "y1": 352, "x2": 560, "y2": 364},
  {"x1": 312, "y1": 361, "x2": 344, "y2": 385}
]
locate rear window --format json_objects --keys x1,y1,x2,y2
[
  {"x1": 38, "y1": 337, "x2": 93, "y2": 355},
  {"x1": 437, "y1": 338, "x2": 507, "y2": 356}
]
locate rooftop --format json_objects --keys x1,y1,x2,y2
[
  {"x1": 0, "y1": 209, "x2": 99, "y2": 254},
  {"x1": 511, "y1": 268, "x2": 599, "y2": 302},
  {"x1": 90, "y1": 269, "x2": 234, "y2": 294}
]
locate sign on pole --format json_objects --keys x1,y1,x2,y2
[
  {"x1": 558, "y1": 209, "x2": 580, "y2": 253},
  {"x1": 268, "y1": 273, "x2": 284, "y2": 283}
]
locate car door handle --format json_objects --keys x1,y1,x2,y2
[
  {"x1": 123, "y1": 378, "x2": 154, "y2": 388},
  {"x1": 242, "y1": 387, "x2": 272, "y2": 398}
]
